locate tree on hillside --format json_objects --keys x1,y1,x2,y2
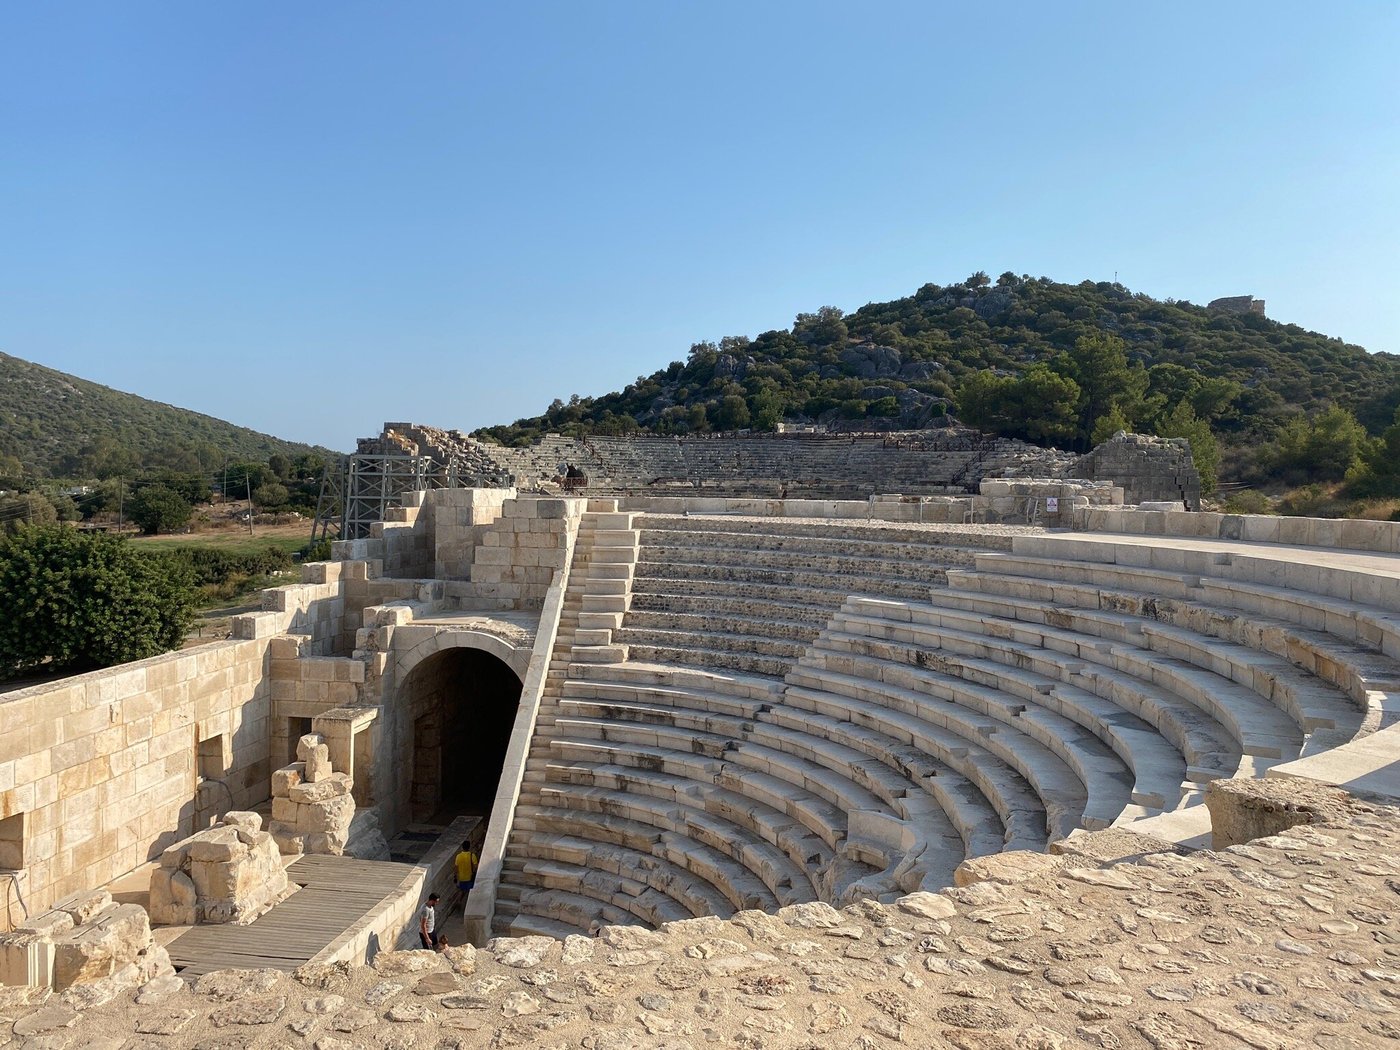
[
  {"x1": 0, "y1": 526, "x2": 198, "y2": 678},
  {"x1": 0, "y1": 493, "x2": 58, "y2": 535},
  {"x1": 1271, "y1": 406, "x2": 1368, "y2": 483},
  {"x1": 1055, "y1": 332, "x2": 1148, "y2": 450},
  {"x1": 957, "y1": 366, "x2": 1080, "y2": 446},
  {"x1": 129, "y1": 484, "x2": 192, "y2": 535},
  {"x1": 1157, "y1": 401, "x2": 1220, "y2": 495}
]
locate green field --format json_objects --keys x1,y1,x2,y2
[{"x1": 130, "y1": 527, "x2": 308, "y2": 558}]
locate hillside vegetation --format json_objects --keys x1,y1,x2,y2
[
  {"x1": 0, "y1": 351, "x2": 331, "y2": 480},
  {"x1": 476, "y1": 273, "x2": 1400, "y2": 494}
]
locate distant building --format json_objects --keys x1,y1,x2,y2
[{"x1": 1208, "y1": 295, "x2": 1266, "y2": 317}]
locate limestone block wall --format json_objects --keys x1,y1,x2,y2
[
  {"x1": 1073, "y1": 432, "x2": 1201, "y2": 509},
  {"x1": 268, "y1": 640, "x2": 371, "y2": 767},
  {"x1": 0, "y1": 639, "x2": 274, "y2": 923},
  {"x1": 233, "y1": 561, "x2": 349, "y2": 653},
  {"x1": 462, "y1": 497, "x2": 586, "y2": 611},
  {"x1": 427, "y1": 487, "x2": 512, "y2": 581}
]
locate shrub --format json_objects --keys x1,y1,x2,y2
[
  {"x1": 0, "y1": 526, "x2": 198, "y2": 678},
  {"x1": 128, "y1": 483, "x2": 192, "y2": 535}
]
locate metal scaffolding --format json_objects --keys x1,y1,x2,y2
[{"x1": 311, "y1": 453, "x2": 468, "y2": 543}]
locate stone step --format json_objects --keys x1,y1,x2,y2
[
  {"x1": 584, "y1": 562, "x2": 636, "y2": 581},
  {"x1": 622, "y1": 608, "x2": 821, "y2": 645},
  {"x1": 571, "y1": 644, "x2": 628, "y2": 664},
  {"x1": 506, "y1": 858, "x2": 699, "y2": 927},
  {"x1": 521, "y1": 785, "x2": 822, "y2": 906},
  {"x1": 582, "y1": 594, "x2": 629, "y2": 613},
  {"x1": 577, "y1": 611, "x2": 625, "y2": 630},
  {"x1": 917, "y1": 589, "x2": 1366, "y2": 737},
  {"x1": 637, "y1": 546, "x2": 967, "y2": 581},
  {"x1": 948, "y1": 568, "x2": 1400, "y2": 724},
  {"x1": 617, "y1": 624, "x2": 812, "y2": 660},
  {"x1": 827, "y1": 607, "x2": 1305, "y2": 762},
  {"x1": 625, "y1": 644, "x2": 793, "y2": 678},
  {"x1": 567, "y1": 659, "x2": 783, "y2": 701},
  {"x1": 512, "y1": 813, "x2": 780, "y2": 911},
  {"x1": 629, "y1": 590, "x2": 836, "y2": 625},
  {"x1": 633, "y1": 562, "x2": 941, "y2": 601},
  {"x1": 781, "y1": 667, "x2": 1087, "y2": 842},
  {"x1": 551, "y1": 700, "x2": 965, "y2": 889},
  {"x1": 634, "y1": 515, "x2": 1020, "y2": 551}
]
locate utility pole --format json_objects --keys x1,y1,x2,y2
[
  {"x1": 246, "y1": 477, "x2": 255, "y2": 536},
  {"x1": 117, "y1": 478, "x2": 125, "y2": 531}
]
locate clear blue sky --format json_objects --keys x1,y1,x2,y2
[{"x1": 2, "y1": 2, "x2": 1396, "y2": 451}]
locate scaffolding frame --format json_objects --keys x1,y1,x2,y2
[{"x1": 312, "y1": 453, "x2": 468, "y2": 543}]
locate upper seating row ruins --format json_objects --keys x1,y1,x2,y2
[{"x1": 357, "y1": 423, "x2": 1197, "y2": 505}]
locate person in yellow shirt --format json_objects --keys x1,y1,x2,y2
[{"x1": 455, "y1": 840, "x2": 478, "y2": 894}]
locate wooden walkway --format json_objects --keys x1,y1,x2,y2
[{"x1": 166, "y1": 854, "x2": 421, "y2": 976}]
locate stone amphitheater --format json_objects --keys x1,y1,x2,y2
[{"x1": 1, "y1": 427, "x2": 1398, "y2": 1049}]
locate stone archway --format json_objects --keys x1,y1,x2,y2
[{"x1": 395, "y1": 645, "x2": 523, "y2": 825}]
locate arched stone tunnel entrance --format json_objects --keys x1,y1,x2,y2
[{"x1": 397, "y1": 646, "x2": 524, "y2": 826}]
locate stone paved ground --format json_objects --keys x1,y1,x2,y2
[{"x1": 4, "y1": 795, "x2": 1398, "y2": 1050}]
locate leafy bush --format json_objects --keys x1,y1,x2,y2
[
  {"x1": 156, "y1": 544, "x2": 294, "y2": 587},
  {"x1": 299, "y1": 537, "x2": 334, "y2": 563},
  {"x1": 128, "y1": 483, "x2": 193, "y2": 535},
  {"x1": 0, "y1": 526, "x2": 197, "y2": 678},
  {"x1": 1222, "y1": 489, "x2": 1272, "y2": 515}
]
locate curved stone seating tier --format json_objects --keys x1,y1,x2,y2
[
  {"x1": 620, "y1": 515, "x2": 1017, "y2": 677},
  {"x1": 497, "y1": 887, "x2": 644, "y2": 937},
  {"x1": 979, "y1": 544, "x2": 1400, "y2": 665},
  {"x1": 511, "y1": 810, "x2": 781, "y2": 912},
  {"x1": 785, "y1": 661, "x2": 1098, "y2": 841},
  {"x1": 499, "y1": 517, "x2": 1400, "y2": 941},
  {"x1": 800, "y1": 621, "x2": 1179, "y2": 822},
  {"x1": 562, "y1": 666, "x2": 1002, "y2": 863},
  {"x1": 523, "y1": 783, "x2": 823, "y2": 908},
  {"x1": 950, "y1": 564, "x2": 1400, "y2": 729},
  {"x1": 554, "y1": 695, "x2": 968, "y2": 886},
  {"x1": 831, "y1": 600, "x2": 1310, "y2": 763},
  {"x1": 919, "y1": 589, "x2": 1366, "y2": 740},
  {"x1": 501, "y1": 855, "x2": 715, "y2": 928}
]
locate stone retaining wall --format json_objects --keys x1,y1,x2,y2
[{"x1": 0, "y1": 640, "x2": 274, "y2": 921}]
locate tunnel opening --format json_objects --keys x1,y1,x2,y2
[{"x1": 399, "y1": 646, "x2": 523, "y2": 826}]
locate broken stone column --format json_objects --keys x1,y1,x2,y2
[
  {"x1": 269, "y1": 733, "x2": 356, "y2": 856},
  {"x1": 149, "y1": 811, "x2": 289, "y2": 926}
]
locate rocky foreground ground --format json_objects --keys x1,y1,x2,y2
[{"x1": 3, "y1": 793, "x2": 1398, "y2": 1050}]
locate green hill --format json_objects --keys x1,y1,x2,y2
[
  {"x1": 476, "y1": 274, "x2": 1400, "y2": 470},
  {"x1": 0, "y1": 351, "x2": 333, "y2": 480}
]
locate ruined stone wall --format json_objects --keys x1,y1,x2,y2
[
  {"x1": 0, "y1": 640, "x2": 275, "y2": 921},
  {"x1": 1207, "y1": 294, "x2": 1266, "y2": 316},
  {"x1": 473, "y1": 429, "x2": 1078, "y2": 497},
  {"x1": 1073, "y1": 432, "x2": 1202, "y2": 509}
]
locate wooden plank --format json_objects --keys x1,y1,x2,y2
[{"x1": 167, "y1": 855, "x2": 425, "y2": 974}]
